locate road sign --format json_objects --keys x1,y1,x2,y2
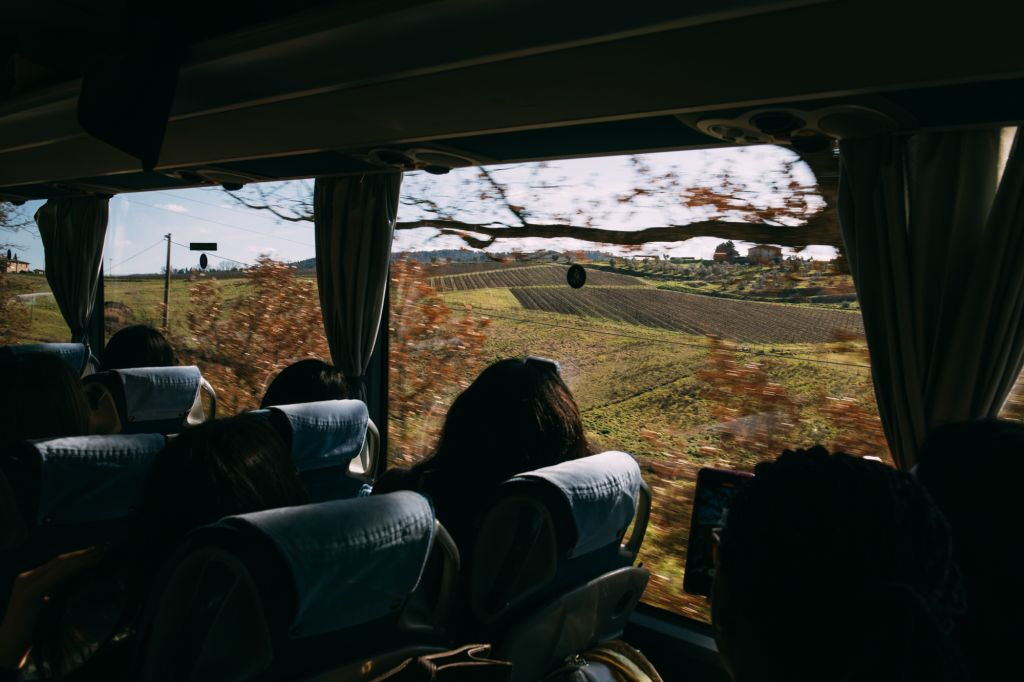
[{"x1": 189, "y1": 242, "x2": 217, "y2": 251}]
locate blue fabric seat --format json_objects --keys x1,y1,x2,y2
[
  {"x1": 83, "y1": 366, "x2": 214, "y2": 434},
  {"x1": 254, "y1": 399, "x2": 375, "y2": 501},
  {"x1": 0, "y1": 434, "x2": 166, "y2": 616},
  {"x1": 1, "y1": 341, "x2": 95, "y2": 376},
  {"x1": 465, "y1": 451, "x2": 652, "y2": 682},
  {"x1": 135, "y1": 492, "x2": 460, "y2": 681}
]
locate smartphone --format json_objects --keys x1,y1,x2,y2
[{"x1": 683, "y1": 467, "x2": 754, "y2": 596}]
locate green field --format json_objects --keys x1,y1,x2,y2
[{"x1": 3, "y1": 263, "x2": 882, "y2": 622}]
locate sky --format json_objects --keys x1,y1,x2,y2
[{"x1": 5, "y1": 145, "x2": 837, "y2": 274}]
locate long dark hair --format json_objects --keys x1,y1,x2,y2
[
  {"x1": 102, "y1": 325, "x2": 177, "y2": 370},
  {"x1": 423, "y1": 357, "x2": 589, "y2": 482},
  {"x1": 29, "y1": 413, "x2": 308, "y2": 680},
  {"x1": 715, "y1": 447, "x2": 968, "y2": 682},
  {"x1": 260, "y1": 358, "x2": 348, "y2": 408},
  {"x1": 0, "y1": 352, "x2": 90, "y2": 445}
]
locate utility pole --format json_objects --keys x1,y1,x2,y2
[{"x1": 163, "y1": 233, "x2": 171, "y2": 330}]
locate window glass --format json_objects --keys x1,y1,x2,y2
[
  {"x1": 0, "y1": 202, "x2": 71, "y2": 344},
  {"x1": 388, "y1": 147, "x2": 890, "y2": 622},
  {"x1": 101, "y1": 186, "x2": 324, "y2": 413}
]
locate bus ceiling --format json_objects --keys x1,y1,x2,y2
[{"x1": 1, "y1": 0, "x2": 1023, "y2": 200}]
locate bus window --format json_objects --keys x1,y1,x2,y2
[
  {"x1": 0, "y1": 202, "x2": 71, "y2": 344},
  {"x1": 387, "y1": 147, "x2": 891, "y2": 622},
  {"x1": 101, "y1": 186, "x2": 324, "y2": 413}
]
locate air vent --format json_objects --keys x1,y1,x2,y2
[
  {"x1": 695, "y1": 105, "x2": 898, "y2": 146},
  {"x1": 365, "y1": 148, "x2": 481, "y2": 174}
]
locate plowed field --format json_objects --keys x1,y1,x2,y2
[
  {"x1": 431, "y1": 264, "x2": 641, "y2": 291},
  {"x1": 508, "y1": 286, "x2": 863, "y2": 343}
]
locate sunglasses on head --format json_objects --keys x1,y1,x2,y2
[{"x1": 525, "y1": 356, "x2": 561, "y2": 374}]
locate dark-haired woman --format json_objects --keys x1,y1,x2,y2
[
  {"x1": 0, "y1": 413, "x2": 308, "y2": 680},
  {"x1": 102, "y1": 325, "x2": 176, "y2": 371},
  {"x1": 712, "y1": 446, "x2": 968, "y2": 682},
  {"x1": 260, "y1": 358, "x2": 348, "y2": 408},
  {"x1": 374, "y1": 357, "x2": 589, "y2": 551},
  {"x1": 0, "y1": 352, "x2": 91, "y2": 446}
]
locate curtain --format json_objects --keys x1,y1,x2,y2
[
  {"x1": 839, "y1": 129, "x2": 1024, "y2": 469},
  {"x1": 35, "y1": 196, "x2": 110, "y2": 344},
  {"x1": 314, "y1": 173, "x2": 402, "y2": 400}
]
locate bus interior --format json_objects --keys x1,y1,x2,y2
[{"x1": 2, "y1": 1, "x2": 1023, "y2": 680}]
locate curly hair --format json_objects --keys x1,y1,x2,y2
[{"x1": 717, "y1": 446, "x2": 967, "y2": 682}]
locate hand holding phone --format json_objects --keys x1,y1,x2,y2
[{"x1": 683, "y1": 467, "x2": 753, "y2": 596}]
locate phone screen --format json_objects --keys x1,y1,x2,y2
[{"x1": 683, "y1": 467, "x2": 754, "y2": 596}]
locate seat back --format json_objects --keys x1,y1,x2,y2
[
  {"x1": 466, "y1": 451, "x2": 651, "y2": 682},
  {"x1": 256, "y1": 399, "x2": 378, "y2": 500},
  {"x1": 0, "y1": 434, "x2": 166, "y2": 615},
  {"x1": 83, "y1": 366, "x2": 216, "y2": 434},
  {"x1": 1, "y1": 341, "x2": 96, "y2": 376},
  {"x1": 137, "y1": 492, "x2": 459, "y2": 682}
]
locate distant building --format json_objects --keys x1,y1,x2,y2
[
  {"x1": 1, "y1": 255, "x2": 28, "y2": 273},
  {"x1": 747, "y1": 244, "x2": 783, "y2": 265},
  {"x1": 712, "y1": 250, "x2": 731, "y2": 262}
]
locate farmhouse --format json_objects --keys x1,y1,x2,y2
[
  {"x1": 1, "y1": 254, "x2": 28, "y2": 273},
  {"x1": 747, "y1": 244, "x2": 783, "y2": 265}
]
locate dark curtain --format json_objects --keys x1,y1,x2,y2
[
  {"x1": 313, "y1": 173, "x2": 402, "y2": 400},
  {"x1": 34, "y1": 196, "x2": 110, "y2": 343},
  {"x1": 839, "y1": 129, "x2": 1024, "y2": 468}
]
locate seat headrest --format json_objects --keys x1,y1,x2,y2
[
  {"x1": 219, "y1": 491, "x2": 435, "y2": 638},
  {"x1": 3, "y1": 342, "x2": 91, "y2": 375},
  {"x1": 261, "y1": 400, "x2": 369, "y2": 472},
  {"x1": 115, "y1": 366, "x2": 202, "y2": 433},
  {"x1": 27, "y1": 434, "x2": 166, "y2": 525},
  {"x1": 510, "y1": 451, "x2": 642, "y2": 558}
]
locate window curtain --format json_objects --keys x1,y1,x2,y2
[
  {"x1": 314, "y1": 173, "x2": 402, "y2": 401},
  {"x1": 34, "y1": 196, "x2": 110, "y2": 344},
  {"x1": 838, "y1": 129, "x2": 1024, "y2": 469}
]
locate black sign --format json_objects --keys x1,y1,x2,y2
[
  {"x1": 189, "y1": 242, "x2": 218, "y2": 251},
  {"x1": 567, "y1": 264, "x2": 587, "y2": 289},
  {"x1": 199, "y1": 254, "x2": 209, "y2": 270}
]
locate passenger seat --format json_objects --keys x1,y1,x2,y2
[
  {"x1": 255, "y1": 399, "x2": 379, "y2": 501},
  {"x1": 1, "y1": 341, "x2": 97, "y2": 376},
  {"x1": 0, "y1": 433, "x2": 166, "y2": 616},
  {"x1": 135, "y1": 491, "x2": 459, "y2": 682},
  {"x1": 83, "y1": 365, "x2": 216, "y2": 434},
  {"x1": 465, "y1": 451, "x2": 652, "y2": 682}
]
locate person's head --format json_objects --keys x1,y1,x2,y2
[
  {"x1": 916, "y1": 418, "x2": 1024, "y2": 680},
  {"x1": 713, "y1": 447, "x2": 967, "y2": 682},
  {"x1": 102, "y1": 325, "x2": 176, "y2": 370},
  {"x1": 260, "y1": 358, "x2": 348, "y2": 408},
  {"x1": 431, "y1": 357, "x2": 589, "y2": 481},
  {"x1": 139, "y1": 413, "x2": 308, "y2": 555},
  {"x1": 28, "y1": 413, "x2": 308, "y2": 679},
  {"x1": 0, "y1": 352, "x2": 90, "y2": 444}
]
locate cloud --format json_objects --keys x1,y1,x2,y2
[
  {"x1": 247, "y1": 245, "x2": 277, "y2": 254},
  {"x1": 155, "y1": 203, "x2": 189, "y2": 213}
]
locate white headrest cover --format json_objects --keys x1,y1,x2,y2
[
  {"x1": 117, "y1": 366, "x2": 202, "y2": 425},
  {"x1": 513, "y1": 451, "x2": 642, "y2": 558},
  {"x1": 32, "y1": 434, "x2": 167, "y2": 524},
  {"x1": 221, "y1": 491, "x2": 434, "y2": 637},
  {"x1": 266, "y1": 400, "x2": 369, "y2": 472}
]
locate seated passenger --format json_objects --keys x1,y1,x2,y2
[
  {"x1": 101, "y1": 325, "x2": 177, "y2": 370},
  {"x1": 0, "y1": 413, "x2": 308, "y2": 680},
  {"x1": 373, "y1": 357, "x2": 589, "y2": 551},
  {"x1": 916, "y1": 418, "x2": 1024, "y2": 682},
  {"x1": 0, "y1": 352, "x2": 91, "y2": 445},
  {"x1": 712, "y1": 447, "x2": 968, "y2": 682},
  {"x1": 260, "y1": 358, "x2": 348, "y2": 408}
]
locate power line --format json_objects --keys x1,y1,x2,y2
[
  {"x1": 454, "y1": 305, "x2": 870, "y2": 370},
  {"x1": 106, "y1": 238, "x2": 167, "y2": 273},
  {"x1": 122, "y1": 198, "x2": 315, "y2": 248}
]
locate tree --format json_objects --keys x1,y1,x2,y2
[
  {"x1": 1, "y1": 202, "x2": 33, "y2": 251},
  {"x1": 176, "y1": 257, "x2": 331, "y2": 415},
  {"x1": 714, "y1": 240, "x2": 738, "y2": 260},
  {"x1": 221, "y1": 146, "x2": 842, "y2": 250},
  {"x1": 388, "y1": 259, "x2": 491, "y2": 466}
]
